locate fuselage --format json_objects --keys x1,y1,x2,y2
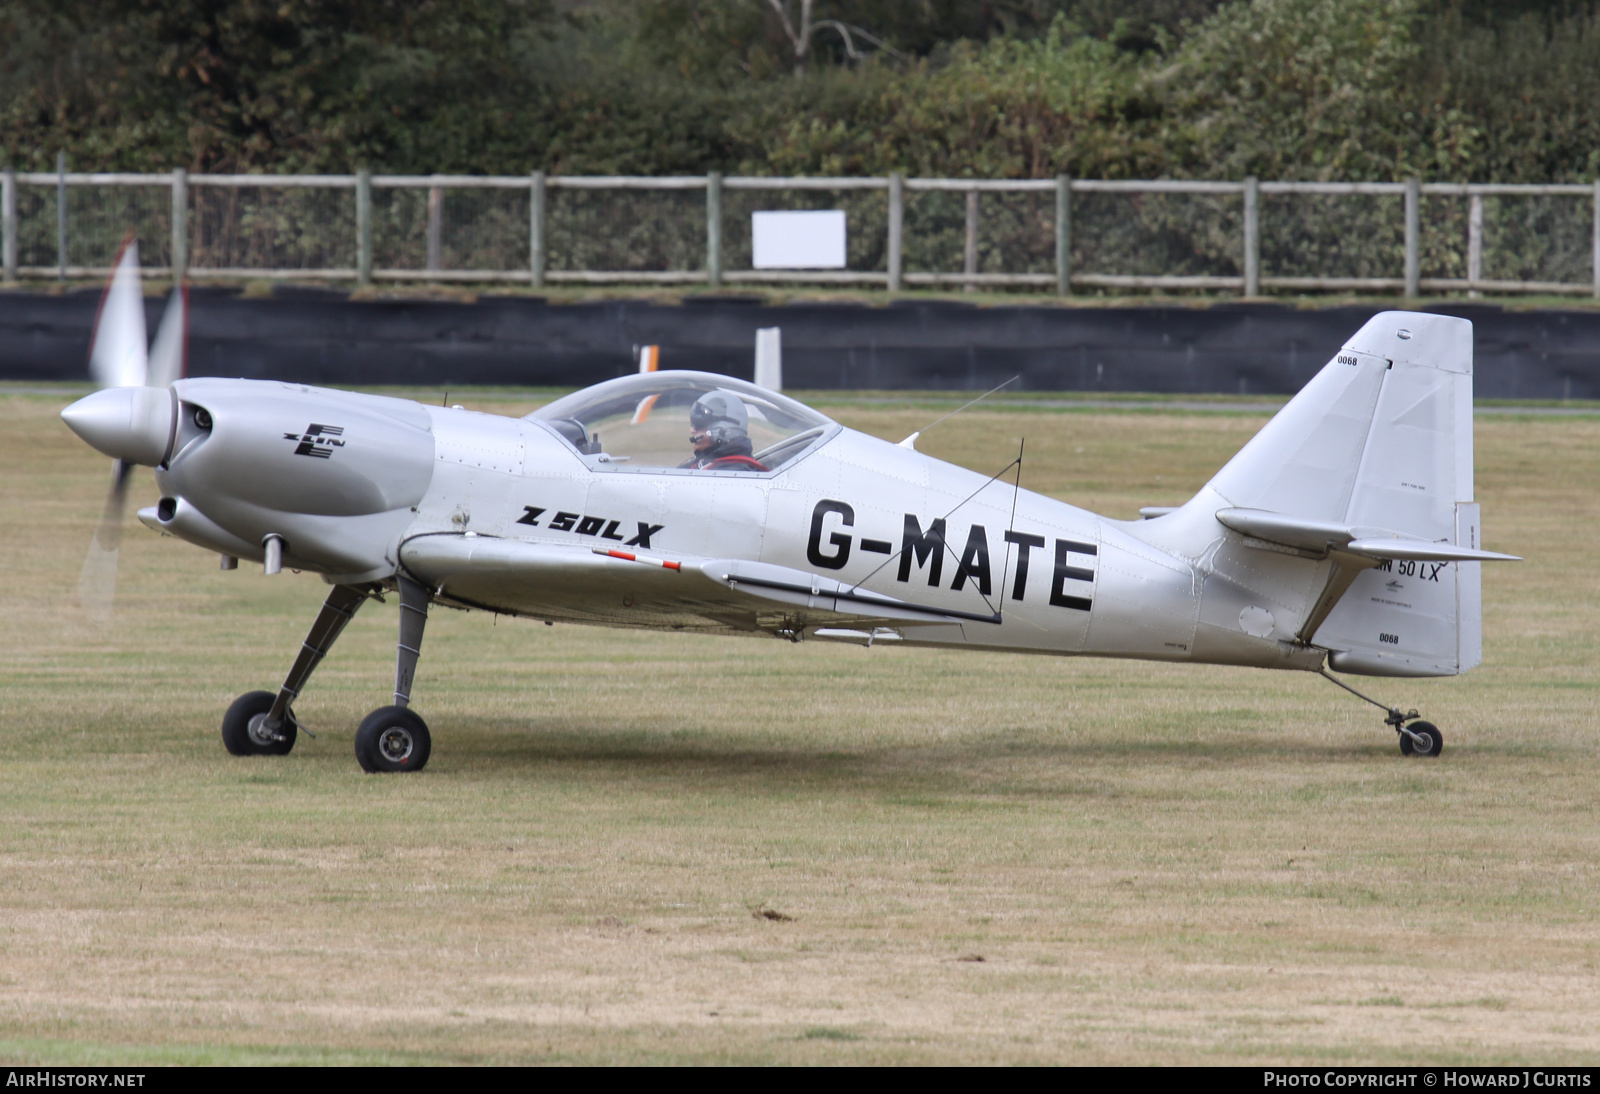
[{"x1": 143, "y1": 377, "x2": 1325, "y2": 673}]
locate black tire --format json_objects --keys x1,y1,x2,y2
[
  {"x1": 354, "y1": 706, "x2": 431, "y2": 773},
  {"x1": 221, "y1": 690, "x2": 297, "y2": 756},
  {"x1": 1399, "y1": 720, "x2": 1443, "y2": 758}
]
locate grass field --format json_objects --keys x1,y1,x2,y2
[{"x1": 2, "y1": 386, "x2": 1597, "y2": 1065}]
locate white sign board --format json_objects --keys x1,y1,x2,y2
[{"x1": 751, "y1": 210, "x2": 847, "y2": 269}]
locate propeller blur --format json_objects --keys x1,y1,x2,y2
[{"x1": 70, "y1": 241, "x2": 188, "y2": 621}]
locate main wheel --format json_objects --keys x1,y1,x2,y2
[
  {"x1": 221, "y1": 690, "x2": 298, "y2": 756},
  {"x1": 1399, "y1": 720, "x2": 1443, "y2": 757},
  {"x1": 354, "y1": 706, "x2": 432, "y2": 773}
]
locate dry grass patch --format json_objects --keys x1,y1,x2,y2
[{"x1": 0, "y1": 389, "x2": 1597, "y2": 1064}]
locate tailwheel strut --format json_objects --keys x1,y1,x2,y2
[{"x1": 1318, "y1": 668, "x2": 1443, "y2": 758}]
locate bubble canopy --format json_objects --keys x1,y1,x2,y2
[{"x1": 528, "y1": 371, "x2": 837, "y2": 474}]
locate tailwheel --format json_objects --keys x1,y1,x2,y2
[
  {"x1": 1320, "y1": 669, "x2": 1445, "y2": 759},
  {"x1": 1398, "y1": 720, "x2": 1443, "y2": 758},
  {"x1": 355, "y1": 705, "x2": 432, "y2": 773},
  {"x1": 221, "y1": 690, "x2": 298, "y2": 756}
]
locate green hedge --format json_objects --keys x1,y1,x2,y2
[
  {"x1": 3, "y1": 0, "x2": 1597, "y2": 184},
  {"x1": 4, "y1": 1, "x2": 1596, "y2": 286}
]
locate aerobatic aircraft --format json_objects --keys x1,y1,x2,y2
[{"x1": 61, "y1": 244, "x2": 1519, "y2": 772}]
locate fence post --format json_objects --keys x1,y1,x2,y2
[
  {"x1": 1468, "y1": 193, "x2": 1483, "y2": 298},
  {"x1": 1055, "y1": 175, "x2": 1071, "y2": 297},
  {"x1": 887, "y1": 173, "x2": 903, "y2": 292},
  {"x1": 1243, "y1": 176, "x2": 1259, "y2": 297},
  {"x1": 426, "y1": 181, "x2": 443, "y2": 272},
  {"x1": 1592, "y1": 179, "x2": 1599, "y2": 299},
  {"x1": 530, "y1": 170, "x2": 546, "y2": 289},
  {"x1": 171, "y1": 168, "x2": 187, "y2": 281},
  {"x1": 356, "y1": 168, "x2": 372, "y2": 286},
  {"x1": 56, "y1": 151, "x2": 66, "y2": 281},
  {"x1": 963, "y1": 189, "x2": 979, "y2": 293},
  {"x1": 706, "y1": 171, "x2": 722, "y2": 288},
  {"x1": 1404, "y1": 177, "x2": 1420, "y2": 298},
  {"x1": 2, "y1": 167, "x2": 15, "y2": 283}
]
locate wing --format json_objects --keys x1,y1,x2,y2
[{"x1": 398, "y1": 534, "x2": 997, "y2": 638}]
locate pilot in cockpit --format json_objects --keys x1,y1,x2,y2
[{"x1": 681, "y1": 390, "x2": 768, "y2": 471}]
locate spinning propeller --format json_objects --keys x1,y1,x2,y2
[{"x1": 63, "y1": 240, "x2": 188, "y2": 622}]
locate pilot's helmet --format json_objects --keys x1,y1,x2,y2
[{"x1": 689, "y1": 389, "x2": 749, "y2": 445}]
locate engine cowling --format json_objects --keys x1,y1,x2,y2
[{"x1": 148, "y1": 379, "x2": 436, "y2": 580}]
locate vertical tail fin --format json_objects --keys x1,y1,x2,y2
[
  {"x1": 1204, "y1": 311, "x2": 1473, "y2": 532},
  {"x1": 1145, "y1": 312, "x2": 1482, "y2": 676}
]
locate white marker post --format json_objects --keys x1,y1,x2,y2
[{"x1": 754, "y1": 327, "x2": 782, "y2": 392}]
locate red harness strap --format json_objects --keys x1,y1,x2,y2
[{"x1": 702, "y1": 455, "x2": 768, "y2": 471}]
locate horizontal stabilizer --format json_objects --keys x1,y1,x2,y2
[
  {"x1": 1343, "y1": 539, "x2": 1519, "y2": 563},
  {"x1": 1217, "y1": 507, "x2": 1519, "y2": 563},
  {"x1": 1216, "y1": 507, "x2": 1363, "y2": 552}
]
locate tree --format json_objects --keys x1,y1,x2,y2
[
  {"x1": 1156, "y1": 0, "x2": 1425, "y2": 180},
  {"x1": 0, "y1": 0, "x2": 557, "y2": 171},
  {"x1": 762, "y1": 0, "x2": 904, "y2": 74}
]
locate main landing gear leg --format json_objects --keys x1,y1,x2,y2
[
  {"x1": 354, "y1": 575, "x2": 433, "y2": 773},
  {"x1": 222, "y1": 583, "x2": 370, "y2": 757},
  {"x1": 1318, "y1": 668, "x2": 1443, "y2": 758}
]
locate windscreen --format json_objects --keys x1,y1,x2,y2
[{"x1": 529, "y1": 371, "x2": 834, "y2": 473}]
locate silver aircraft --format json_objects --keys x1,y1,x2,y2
[{"x1": 61, "y1": 246, "x2": 1519, "y2": 772}]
